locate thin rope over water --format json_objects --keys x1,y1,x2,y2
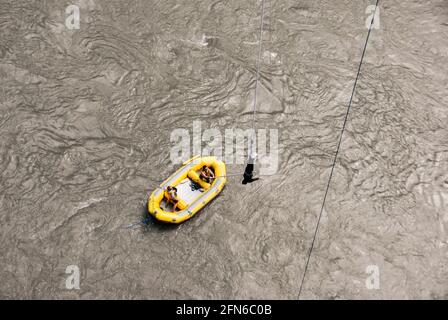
[
  {"x1": 248, "y1": 0, "x2": 266, "y2": 156},
  {"x1": 251, "y1": 0, "x2": 266, "y2": 130},
  {"x1": 297, "y1": 0, "x2": 380, "y2": 299}
]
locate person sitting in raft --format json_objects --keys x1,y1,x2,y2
[
  {"x1": 200, "y1": 166, "x2": 215, "y2": 184},
  {"x1": 166, "y1": 186, "x2": 179, "y2": 211}
]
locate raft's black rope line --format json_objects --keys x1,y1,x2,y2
[
  {"x1": 216, "y1": 173, "x2": 244, "y2": 178},
  {"x1": 146, "y1": 172, "x2": 262, "y2": 187},
  {"x1": 217, "y1": 172, "x2": 275, "y2": 178},
  {"x1": 297, "y1": 0, "x2": 380, "y2": 299}
]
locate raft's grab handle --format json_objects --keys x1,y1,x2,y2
[{"x1": 182, "y1": 155, "x2": 200, "y2": 166}]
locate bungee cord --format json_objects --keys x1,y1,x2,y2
[{"x1": 297, "y1": 0, "x2": 381, "y2": 299}]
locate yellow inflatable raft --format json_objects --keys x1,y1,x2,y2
[{"x1": 148, "y1": 156, "x2": 226, "y2": 224}]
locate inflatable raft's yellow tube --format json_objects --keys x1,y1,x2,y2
[{"x1": 148, "y1": 156, "x2": 226, "y2": 224}]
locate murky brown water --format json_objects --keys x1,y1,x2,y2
[{"x1": 0, "y1": 0, "x2": 447, "y2": 299}]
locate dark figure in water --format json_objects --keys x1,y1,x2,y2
[{"x1": 242, "y1": 153, "x2": 259, "y2": 185}]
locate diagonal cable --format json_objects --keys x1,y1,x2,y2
[{"x1": 298, "y1": 0, "x2": 380, "y2": 299}]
